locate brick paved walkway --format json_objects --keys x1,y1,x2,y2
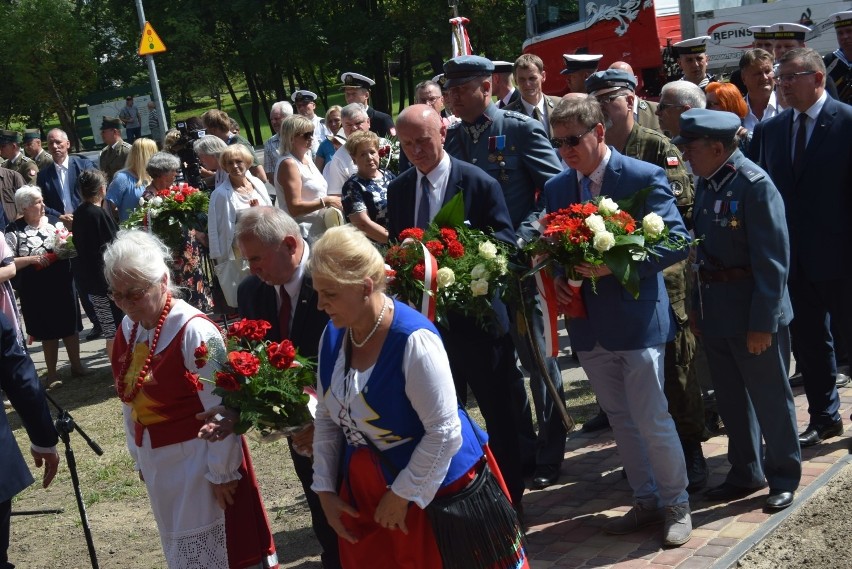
[{"x1": 523, "y1": 380, "x2": 852, "y2": 568}]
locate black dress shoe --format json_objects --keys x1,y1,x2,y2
[
  {"x1": 582, "y1": 409, "x2": 611, "y2": 433},
  {"x1": 85, "y1": 327, "x2": 103, "y2": 341},
  {"x1": 531, "y1": 464, "x2": 560, "y2": 489},
  {"x1": 704, "y1": 481, "x2": 766, "y2": 501},
  {"x1": 765, "y1": 490, "x2": 794, "y2": 510},
  {"x1": 836, "y1": 373, "x2": 851, "y2": 388},
  {"x1": 789, "y1": 372, "x2": 804, "y2": 387},
  {"x1": 798, "y1": 420, "x2": 844, "y2": 448}
]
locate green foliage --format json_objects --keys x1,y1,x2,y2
[{"x1": 123, "y1": 183, "x2": 209, "y2": 251}]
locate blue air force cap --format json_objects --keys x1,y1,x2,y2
[
  {"x1": 443, "y1": 56, "x2": 494, "y2": 88},
  {"x1": 585, "y1": 69, "x2": 637, "y2": 96},
  {"x1": 672, "y1": 109, "x2": 741, "y2": 146}
]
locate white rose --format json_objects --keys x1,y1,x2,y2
[
  {"x1": 495, "y1": 255, "x2": 508, "y2": 275},
  {"x1": 436, "y1": 267, "x2": 456, "y2": 288},
  {"x1": 593, "y1": 231, "x2": 616, "y2": 252},
  {"x1": 642, "y1": 212, "x2": 665, "y2": 238},
  {"x1": 470, "y1": 279, "x2": 489, "y2": 297},
  {"x1": 151, "y1": 196, "x2": 163, "y2": 207},
  {"x1": 478, "y1": 241, "x2": 498, "y2": 259},
  {"x1": 139, "y1": 197, "x2": 146, "y2": 206},
  {"x1": 598, "y1": 197, "x2": 620, "y2": 216},
  {"x1": 54, "y1": 222, "x2": 65, "y2": 231},
  {"x1": 585, "y1": 214, "x2": 606, "y2": 234},
  {"x1": 470, "y1": 263, "x2": 490, "y2": 280}
]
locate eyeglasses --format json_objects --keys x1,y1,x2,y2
[
  {"x1": 108, "y1": 281, "x2": 156, "y2": 303},
  {"x1": 299, "y1": 132, "x2": 314, "y2": 140},
  {"x1": 551, "y1": 125, "x2": 597, "y2": 149},
  {"x1": 596, "y1": 93, "x2": 629, "y2": 105},
  {"x1": 418, "y1": 96, "x2": 442, "y2": 104},
  {"x1": 343, "y1": 120, "x2": 366, "y2": 129},
  {"x1": 657, "y1": 102, "x2": 685, "y2": 112},
  {"x1": 775, "y1": 70, "x2": 816, "y2": 83}
]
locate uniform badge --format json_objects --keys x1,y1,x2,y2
[
  {"x1": 666, "y1": 156, "x2": 680, "y2": 167},
  {"x1": 671, "y1": 180, "x2": 683, "y2": 196},
  {"x1": 729, "y1": 201, "x2": 739, "y2": 229}
]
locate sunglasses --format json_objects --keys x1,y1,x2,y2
[
  {"x1": 596, "y1": 93, "x2": 629, "y2": 105},
  {"x1": 299, "y1": 132, "x2": 314, "y2": 140},
  {"x1": 551, "y1": 125, "x2": 597, "y2": 149},
  {"x1": 657, "y1": 102, "x2": 685, "y2": 112},
  {"x1": 108, "y1": 281, "x2": 155, "y2": 303}
]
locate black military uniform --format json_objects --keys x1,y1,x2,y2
[{"x1": 340, "y1": 72, "x2": 395, "y2": 137}]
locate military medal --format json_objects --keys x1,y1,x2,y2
[
  {"x1": 494, "y1": 135, "x2": 508, "y2": 182},
  {"x1": 729, "y1": 201, "x2": 739, "y2": 229},
  {"x1": 713, "y1": 200, "x2": 722, "y2": 224}
]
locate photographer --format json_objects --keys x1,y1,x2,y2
[{"x1": 167, "y1": 117, "x2": 208, "y2": 191}]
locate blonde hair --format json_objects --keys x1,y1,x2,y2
[
  {"x1": 278, "y1": 115, "x2": 315, "y2": 155},
  {"x1": 219, "y1": 144, "x2": 255, "y2": 171},
  {"x1": 344, "y1": 130, "x2": 379, "y2": 159},
  {"x1": 122, "y1": 138, "x2": 158, "y2": 187},
  {"x1": 309, "y1": 226, "x2": 386, "y2": 291}
]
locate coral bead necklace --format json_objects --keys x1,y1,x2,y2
[{"x1": 116, "y1": 293, "x2": 173, "y2": 403}]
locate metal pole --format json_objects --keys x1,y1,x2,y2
[{"x1": 133, "y1": 0, "x2": 168, "y2": 132}]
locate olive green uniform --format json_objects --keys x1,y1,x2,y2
[
  {"x1": 99, "y1": 140, "x2": 131, "y2": 182},
  {"x1": 30, "y1": 149, "x2": 53, "y2": 171},
  {"x1": 2, "y1": 152, "x2": 38, "y2": 185}
]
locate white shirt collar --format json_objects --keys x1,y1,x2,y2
[
  {"x1": 520, "y1": 95, "x2": 545, "y2": 117},
  {"x1": 576, "y1": 147, "x2": 612, "y2": 190},
  {"x1": 419, "y1": 150, "x2": 451, "y2": 191},
  {"x1": 55, "y1": 156, "x2": 70, "y2": 170},
  {"x1": 793, "y1": 90, "x2": 828, "y2": 123},
  {"x1": 277, "y1": 240, "x2": 309, "y2": 302}
]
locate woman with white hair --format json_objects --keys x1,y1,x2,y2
[
  {"x1": 105, "y1": 229, "x2": 277, "y2": 569},
  {"x1": 4, "y1": 185, "x2": 85, "y2": 388}
]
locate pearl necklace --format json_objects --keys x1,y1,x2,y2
[
  {"x1": 115, "y1": 294, "x2": 173, "y2": 403},
  {"x1": 349, "y1": 297, "x2": 389, "y2": 348}
]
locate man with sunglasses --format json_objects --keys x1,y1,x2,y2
[
  {"x1": 544, "y1": 96, "x2": 693, "y2": 546},
  {"x1": 442, "y1": 55, "x2": 567, "y2": 491},
  {"x1": 655, "y1": 81, "x2": 706, "y2": 141}
]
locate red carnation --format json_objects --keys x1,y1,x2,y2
[
  {"x1": 425, "y1": 240, "x2": 444, "y2": 256},
  {"x1": 173, "y1": 193, "x2": 186, "y2": 203},
  {"x1": 184, "y1": 370, "x2": 203, "y2": 391},
  {"x1": 267, "y1": 340, "x2": 297, "y2": 370},
  {"x1": 215, "y1": 371, "x2": 241, "y2": 391},
  {"x1": 228, "y1": 351, "x2": 261, "y2": 376},
  {"x1": 240, "y1": 319, "x2": 272, "y2": 342},
  {"x1": 194, "y1": 341, "x2": 209, "y2": 368},
  {"x1": 412, "y1": 262, "x2": 426, "y2": 280},
  {"x1": 439, "y1": 228, "x2": 458, "y2": 242},
  {"x1": 446, "y1": 240, "x2": 465, "y2": 258},
  {"x1": 398, "y1": 228, "x2": 425, "y2": 242},
  {"x1": 157, "y1": 189, "x2": 170, "y2": 197}
]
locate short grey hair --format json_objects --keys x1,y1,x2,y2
[
  {"x1": 234, "y1": 206, "x2": 300, "y2": 246},
  {"x1": 341, "y1": 103, "x2": 368, "y2": 122},
  {"x1": 14, "y1": 185, "x2": 42, "y2": 210},
  {"x1": 660, "y1": 80, "x2": 706, "y2": 109},
  {"x1": 102, "y1": 229, "x2": 176, "y2": 293},
  {"x1": 270, "y1": 101, "x2": 293, "y2": 119},
  {"x1": 146, "y1": 151, "x2": 181, "y2": 178},
  {"x1": 194, "y1": 135, "x2": 228, "y2": 158}
]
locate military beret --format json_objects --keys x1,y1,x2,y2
[
  {"x1": 0, "y1": 130, "x2": 20, "y2": 144},
  {"x1": 585, "y1": 69, "x2": 637, "y2": 96},
  {"x1": 769, "y1": 23, "x2": 810, "y2": 41},
  {"x1": 560, "y1": 54, "x2": 602, "y2": 75},
  {"x1": 443, "y1": 55, "x2": 494, "y2": 88},
  {"x1": 100, "y1": 116, "x2": 122, "y2": 131},
  {"x1": 291, "y1": 90, "x2": 318, "y2": 103},
  {"x1": 673, "y1": 36, "x2": 710, "y2": 56},
  {"x1": 492, "y1": 60, "x2": 514, "y2": 74},
  {"x1": 672, "y1": 109, "x2": 741, "y2": 146},
  {"x1": 831, "y1": 11, "x2": 852, "y2": 29},
  {"x1": 23, "y1": 129, "x2": 41, "y2": 142},
  {"x1": 341, "y1": 72, "x2": 375, "y2": 89}
]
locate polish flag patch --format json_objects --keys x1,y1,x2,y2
[{"x1": 667, "y1": 156, "x2": 680, "y2": 167}]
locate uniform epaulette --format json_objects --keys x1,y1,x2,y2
[
  {"x1": 447, "y1": 121, "x2": 462, "y2": 130},
  {"x1": 740, "y1": 166, "x2": 765, "y2": 183},
  {"x1": 638, "y1": 100, "x2": 649, "y2": 110},
  {"x1": 503, "y1": 111, "x2": 529, "y2": 122}
]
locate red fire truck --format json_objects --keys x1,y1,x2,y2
[{"x1": 523, "y1": 0, "x2": 850, "y2": 96}]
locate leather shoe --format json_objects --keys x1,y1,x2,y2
[
  {"x1": 85, "y1": 327, "x2": 103, "y2": 341},
  {"x1": 582, "y1": 409, "x2": 611, "y2": 432},
  {"x1": 788, "y1": 372, "x2": 804, "y2": 387},
  {"x1": 765, "y1": 490, "x2": 794, "y2": 510},
  {"x1": 531, "y1": 464, "x2": 560, "y2": 489},
  {"x1": 836, "y1": 373, "x2": 851, "y2": 388},
  {"x1": 798, "y1": 420, "x2": 844, "y2": 448},
  {"x1": 704, "y1": 481, "x2": 766, "y2": 501}
]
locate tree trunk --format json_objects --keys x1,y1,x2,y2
[
  {"x1": 243, "y1": 69, "x2": 263, "y2": 145},
  {"x1": 219, "y1": 63, "x2": 254, "y2": 146}
]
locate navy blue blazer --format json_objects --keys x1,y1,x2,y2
[
  {"x1": 0, "y1": 313, "x2": 58, "y2": 503},
  {"x1": 749, "y1": 96, "x2": 852, "y2": 281},
  {"x1": 386, "y1": 155, "x2": 515, "y2": 247},
  {"x1": 36, "y1": 155, "x2": 97, "y2": 217},
  {"x1": 237, "y1": 270, "x2": 328, "y2": 361},
  {"x1": 543, "y1": 148, "x2": 691, "y2": 352}
]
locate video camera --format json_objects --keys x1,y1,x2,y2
[{"x1": 174, "y1": 121, "x2": 207, "y2": 190}]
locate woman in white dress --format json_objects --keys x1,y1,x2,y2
[
  {"x1": 208, "y1": 144, "x2": 271, "y2": 308},
  {"x1": 275, "y1": 114, "x2": 342, "y2": 241}
]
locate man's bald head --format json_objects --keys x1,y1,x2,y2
[
  {"x1": 397, "y1": 104, "x2": 442, "y2": 131},
  {"x1": 396, "y1": 104, "x2": 446, "y2": 174},
  {"x1": 609, "y1": 61, "x2": 636, "y2": 76}
]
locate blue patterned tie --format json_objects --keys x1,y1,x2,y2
[
  {"x1": 580, "y1": 176, "x2": 593, "y2": 202},
  {"x1": 416, "y1": 176, "x2": 431, "y2": 229}
]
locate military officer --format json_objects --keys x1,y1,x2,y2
[
  {"x1": 98, "y1": 117, "x2": 131, "y2": 183},
  {"x1": 560, "y1": 53, "x2": 602, "y2": 94},
  {"x1": 825, "y1": 11, "x2": 852, "y2": 104},
  {"x1": 492, "y1": 60, "x2": 520, "y2": 108},
  {"x1": 677, "y1": 109, "x2": 800, "y2": 510},
  {"x1": 340, "y1": 72, "x2": 395, "y2": 137},
  {"x1": 292, "y1": 89, "x2": 324, "y2": 153},
  {"x1": 22, "y1": 129, "x2": 53, "y2": 171},
  {"x1": 0, "y1": 130, "x2": 39, "y2": 185},
  {"x1": 608, "y1": 61, "x2": 662, "y2": 132},
  {"x1": 0, "y1": 164, "x2": 25, "y2": 223},
  {"x1": 443, "y1": 55, "x2": 567, "y2": 491},
  {"x1": 504, "y1": 54, "x2": 562, "y2": 136},
  {"x1": 671, "y1": 36, "x2": 716, "y2": 90},
  {"x1": 587, "y1": 69, "x2": 708, "y2": 490}
]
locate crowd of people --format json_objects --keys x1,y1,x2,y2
[{"x1": 2, "y1": 9, "x2": 852, "y2": 569}]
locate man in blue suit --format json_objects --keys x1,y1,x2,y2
[
  {"x1": 750, "y1": 48, "x2": 852, "y2": 448},
  {"x1": 544, "y1": 97, "x2": 692, "y2": 546},
  {"x1": 1, "y1": 313, "x2": 60, "y2": 568},
  {"x1": 35, "y1": 129, "x2": 96, "y2": 223},
  {"x1": 386, "y1": 104, "x2": 528, "y2": 510}
]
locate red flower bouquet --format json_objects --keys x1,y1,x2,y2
[
  {"x1": 123, "y1": 182, "x2": 209, "y2": 250},
  {"x1": 528, "y1": 192, "x2": 689, "y2": 317},
  {"x1": 194, "y1": 318, "x2": 316, "y2": 437}
]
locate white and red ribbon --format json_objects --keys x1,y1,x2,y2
[
  {"x1": 403, "y1": 238, "x2": 439, "y2": 322},
  {"x1": 450, "y1": 17, "x2": 472, "y2": 57},
  {"x1": 532, "y1": 256, "x2": 560, "y2": 357}
]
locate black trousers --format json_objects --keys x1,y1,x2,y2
[{"x1": 1, "y1": 499, "x2": 13, "y2": 569}]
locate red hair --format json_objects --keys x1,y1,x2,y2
[{"x1": 705, "y1": 82, "x2": 747, "y2": 120}]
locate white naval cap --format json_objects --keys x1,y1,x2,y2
[
  {"x1": 673, "y1": 36, "x2": 711, "y2": 56},
  {"x1": 340, "y1": 72, "x2": 375, "y2": 89},
  {"x1": 560, "y1": 53, "x2": 602, "y2": 75}
]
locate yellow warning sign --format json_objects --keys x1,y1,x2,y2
[{"x1": 138, "y1": 22, "x2": 167, "y2": 56}]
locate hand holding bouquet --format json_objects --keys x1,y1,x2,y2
[{"x1": 38, "y1": 221, "x2": 77, "y2": 269}]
